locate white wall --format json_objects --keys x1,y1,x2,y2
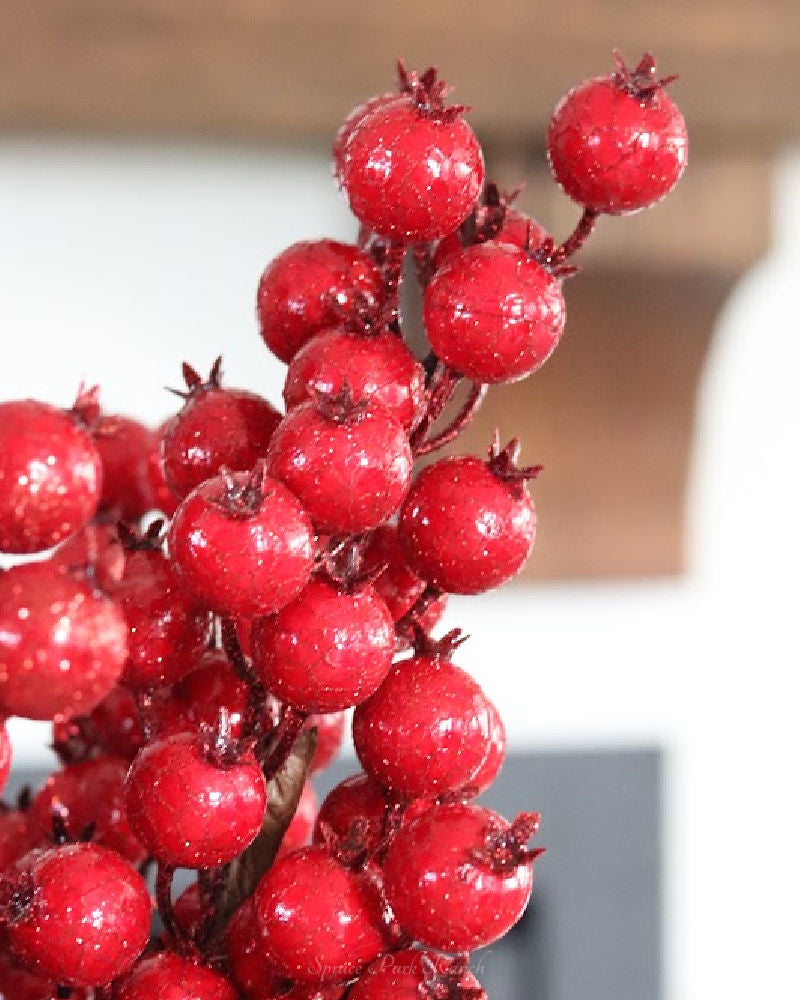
[{"x1": 1, "y1": 139, "x2": 798, "y2": 999}]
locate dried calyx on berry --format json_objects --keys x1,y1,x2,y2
[
  {"x1": 468, "y1": 810, "x2": 546, "y2": 874},
  {"x1": 403, "y1": 64, "x2": 470, "y2": 123},
  {"x1": 316, "y1": 815, "x2": 375, "y2": 871},
  {"x1": 167, "y1": 356, "x2": 224, "y2": 400},
  {"x1": 413, "y1": 626, "x2": 470, "y2": 660},
  {"x1": 612, "y1": 48, "x2": 679, "y2": 102},
  {"x1": 459, "y1": 181, "x2": 521, "y2": 247},
  {"x1": 69, "y1": 382, "x2": 102, "y2": 428},
  {"x1": 309, "y1": 382, "x2": 371, "y2": 425},
  {"x1": 487, "y1": 433, "x2": 544, "y2": 494},
  {"x1": 419, "y1": 954, "x2": 486, "y2": 1000},
  {"x1": 117, "y1": 518, "x2": 166, "y2": 552},
  {"x1": 199, "y1": 706, "x2": 253, "y2": 767},
  {"x1": 319, "y1": 535, "x2": 386, "y2": 593},
  {"x1": 212, "y1": 461, "x2": 273, "y2": 519}
]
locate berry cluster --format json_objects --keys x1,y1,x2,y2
[{"x1": 0, "y1": 52, "x2": 685, "y2": 999}]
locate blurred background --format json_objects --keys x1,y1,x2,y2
[{"x1": 1, "y1": 3, "x2": 799, "y2": 999}]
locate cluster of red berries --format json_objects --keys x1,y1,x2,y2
[{"x1": 0, "y1": 51, "x2": 685, "y2": 999}]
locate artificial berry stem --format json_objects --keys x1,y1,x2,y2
[
  {"x1": 411, "y1": 364, "x2": 461, "y2": 448},
  {"x1": 381, "y1": 243, "x2": 406, "y2": 331},
  {"x1": 220, "y1": 616, "x2": 267, "y2": 740},
  {"x1": 413, "y1": 381, "x2": 488, "y2": 457},
  {"x1": 155, "y1": 862, "x2": 178, "y2": 943},
  {"x1": 260, "y1": 706, "x2": 308, "y2": 782},
  {"x1": 555, "y1": 206, "x2": 600, "y2": 262}
]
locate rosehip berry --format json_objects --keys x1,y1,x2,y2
[
  {"x1": 161, "y1": 358, "x2": 282, "y2": 500},
  {"x1": 168, "y1": 465, "x2": 314, "y2": 617},
  {"x1": 53, "y1": 684, "x2": 144, "y2": 762},
  {"x1": 467, "y1": 695, "x2": 507, "y2": 795},
  {"x1": 313, "y1": 772, "x2": 388, "y2": 855},
  {"x1": 6, "y1": 842, "x2": 151, "y2": 987},
  {"x1": 116, "y1": 546, "x2": 213, "y2": 689},
  {"x1": 30, "y1": 756, "x2": 145, "y2": 864},
  {"x1": 350, "y1": 950, "x2": 486, "y2": 1000},
  {"x1": 0, "y1": 726, "x2": 10, "y2": 796},
  {"x1": 252, "y1": 578, "x2": 395, "y2": 712},
  {"x1": 547, "y1": 51, "x2": 688, "y2": 215},
  {"x1": 0, "y1": 564, "x2": 127, "y2": 722},
  {"x1": 338, "y1": 77, "x2": 484, "y2": 242},
  {"x1": 257, "y1": 240, "x2": 383, "y2": 363},
  {"x1": 0, "y1": 399, "x2": 102, "y2": 554},
  {"x1": 163, "y1": 650, "x2": 250, "y2": 738},
  {"x1": 398, "y1": 437, "x2": 539, "y2": 594},
  {"x1": 424, "y1": 242, "x2": 566, "y2": 383},
  {"x1": 115, "y1": 952, "x2": 238, "y2": 1000},
  {"x1": 0, "y1": 810, "x2": 38, "y2": 874},
  {"x1": 92, "y1": 414, "x2": 157, "y2": 522},
  {"x1": 284, "y1": 327, "x2": 425, "y2": 432},
  {"x1": 306, "y1": 711, "x2": 346, "y2": 774},
  {"x1": 383, "y1": 802, "x2": 541, "y2": 952},
  {"x1": 254, "y1": 845, "x2": 392, "y2": 986},
  {"x1": 266, "y1": 391, "x2": 412, "y2": 535},
  {"x1": 352, "y1": 638, "x2": 493, "y2": 798},
  {"x1": 434, "y1": 206, "x2": 550, "y2": 271},
  {"x1": 124, "y1": 729, "x2": 267, "y2": 867}
]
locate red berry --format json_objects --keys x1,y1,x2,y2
[
  {"x1": 115, "y1": 546, "x2": 212, "y2": 689},
  {"x1": 0, "y1": 399, "x2": 102, "y2": 554},
  {"x1": 257, "y1": 241, "x2": 384, "y2": 363},
  {"x1": 433, "y1": 206, "x2": 550, "y2": 271},
  {"x1": 278, "y1": 781, "x2": 318, "y2": 858},
  {"x1": 92, "y1": 414, "x2": 157, "y2": 522},
  {"x1": 0, "y1": 725, "x2": 10, "y2": 796},
  {"x1": 0, "y1": 810, "x2": 38, "y2": 874},
  {"x1": 467, "y1": 695, "x2": 507, "y2": 795},
  {"x1": 6, "y1": 842, "x2": 151, "y2": 987},
  {"x1": 0, "y1": 564, "x2": 127, "y2": 722},
  {"x1": 350, "y1": 950, "x2": 485, "y2": 1000},
  {"x1": 333, "y1": 92, "x2": 404, "y2": 173},
  {"x1": 382, "y1": 803, "x2": 539, "y2": 951},
  {"x1": 161, "y1": 358, "x2": 282, "y2": 501},
  {"x1": 163, "y1": 649, "x2": 250, "y2": 738},
  {"x1": 547, "y1": 51, "x2": 688, "y2": 215},
  {"x1": 30, "y1": 756, "x2": 145, "y2": 864},
  {"x1": 147, "y1": 420, "x2": 180, "y2": 516},
  {"x1": 168, "y1": 467, "x2": 314, "y2": 618},
  {"x1": 424, "y1": 242, "x2": 566, "y2": 383},
  {"x1": 50, "y1": 522, "x2": 126, "y2": 592},
  {"x1": 313, "y1": 772, "x2": 387, "y2": 854},
  {"x1": 361, "y1": 524, "x2": 424, "y2": 620},
  {"x1": 254, "y1": 845, "x2": 392, "y2": 986},
  {"x1": 352, "y1": 643, "x2": 493, "y2": 799},
  {"x1": 124, "y1": 730, "x2": 267, "y2": 867},
  {"x1": 0, "y1": 948, "x2": 61, "y2": 1000},
  {"x1": 284, "y1": 328, "x2": 424, "y2": 433},
  {"x1": 252, "y1": 578, "x2": 395, "y2": 712},
  {"x1": 339, "y1": 91, "x2": 484, "y2": 243},
  {"x1": 115, "y1": 952, "x2": 238, "y2": 1000},
  {"x1": 227, "y1": 898, "x2": 292, "y2": 999},
  {"x1": 398, "y1": 438, "x2": 538, "y2": 594},
  {"x1": 306, "y1": 711, "x2": 346, "y2": 774},
  {"x1": 267, "y1": 393, "x2": 412, "y2": 535},
  {"x1": 53, "y1": 684, "x2": 145, "y2": 761}
]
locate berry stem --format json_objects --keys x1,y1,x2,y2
[
  {"x1": 220, "y1": 616, "x2": 268, "y2": 740},
  {"x1": 410, "y1": 364, "x2": 461, "y2": 449},
  {"x1": 412, "y1": 243, "x2": 435, "y2": 291},
  {"x1": 155, "y1": 862, "x2": 178, "y2": 942},
  {"x1": 413, "y1": 381, "x2": 488, "y2": 457},
  {"x1": 381, "y1": 243, "x2": 405, "y2": 333},
  {"x1": 395, "y1": 584, "x2": 444, "y2": 640},
  {"x1": 555, "y1": 206, "x2": 599, "y2": 261},
  {"x1": 260, "y1": 705, "x2": 308, "y2": 782}
]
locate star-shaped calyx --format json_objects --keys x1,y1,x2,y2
[
  {"x1": 167, "y1": 355, "x2": 224, "y2": 401},
  {"x1": 612, "y1": 49, "x2": 678, "y2": 102},
  {"x1": 420, "y1": 954, "x2": 486, "y2": 1000},
  {"x1": 487, "y1": 433, "x2": 543, "y2": 495}
]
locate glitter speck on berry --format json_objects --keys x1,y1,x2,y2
[{"x1": 547, "y1": 50, "x2": 688, "y2": 215}]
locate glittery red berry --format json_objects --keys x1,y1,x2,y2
[
  {"x1": 161, "y1": 358, "x2": 282, "y2": 500},
  {"x1": 284, "y1": 328, "x2": 425, "y2": 432},
  {"x1": 115, "y1": 545, "x2": 212, "y2": 689},
  {"x1": 0, "y1": 399, "x2": 102, "y2": 554},
  {"x1": 115, "y1": 952, "x2": 238, "y2": 1000},
  {"x1": 467, "y1": 695, "x2": 507, "y2": 795},
  {"x1": 50, "y1": 522, "x2": 126, "y2": 592},
  {"x1": 352, "y1": 638, "x2": 493, "y2": 798},
  {"x1": 383, "y1": 802, "x2": 541, "y2": 952},
  {"x1": 92, "y1": 413, "x2": 157, "y2": 522},
  {"x1": 306, "y1": 711, "x2": 346, "y2": 774},
  {"x1": 547, "y1": 51, "x2": 688, "y2": 215},
  {"x1": 5, "y1": 842, "x2": 151, "y2": 987},
  {"x1": 350, "y1": 950, "x2": 486, "y2": 1000},
  {"x1": 257, "y1": 240, "x2": 384, "y2": 364},
  {"x1": 147, "y1": 420, "x2": 180, "y2": 516},
  {"x1": 424, "y1": 242, "x2": 566, "y2": 383},
  {"x1": 0, "y1": 564, "x2": 127, "y2": 722},
  {"x1": 361, "y1": 524, "x2": 425, "y2": 621},
  {"x1": 0, "y1": 809, "x2": 38, "y2": 874},
  {"x1": 227, "y1": 897, "x2": 292, "y2": 999},
  {"x1": 434, "y1": 206, "x2": 550, "y2": 271},
  {"x1": 254, "y1": 845, "x2": 392, "y2": 987},
  {"x1": 252, "y1": 578, "x2": 395, "y2": 712},
  {"x1": 0, "y1": 948, "x2": 62, "y2": 1000},
  {"x1": 53, "y1": 684, "x2": 145, "y2": 762},
  {"x1": 162, "y1": 649, "x2": 250, "y2": 739},
  {"x1": 30, "y1": 756, "x2": 145, "y2": 864},
  {"x1": 267, "y1": 391, "x2": 412, "y2": 535},
  {"x1": 338, "y1": 73, "x2": 484, "y2": 243},
  {"x1": 167, "y1": 465, "x2": 314, "y2": 618},
  {"x1": 313, "y1": 772, "x2": 388, "y2": 855},
  {"x1": 125, "y1": 729, "x2": 267, "y2": 867},
  {"x1": 398, "y1": 437, "x2": 539, "y2": 594}
]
